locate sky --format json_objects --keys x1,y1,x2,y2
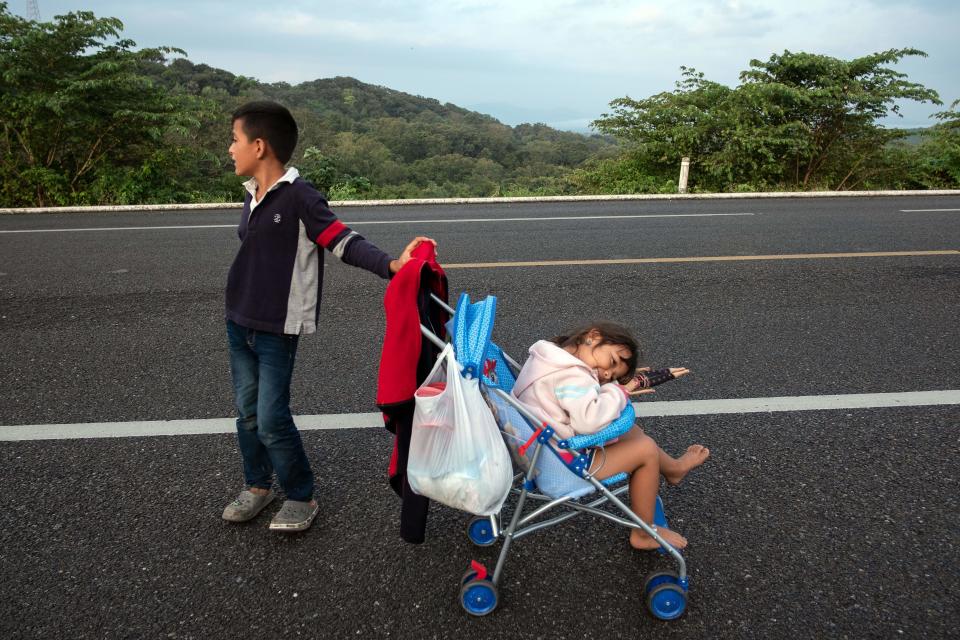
[{"x1": 23, "y1": 1, "x2": 960, "y2": 132}]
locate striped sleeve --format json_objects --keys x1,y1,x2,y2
[
  {"x1": 299, "y1": 187, "x2": 352, "y2": 251},
  {"x1": 298, "y1": 182, "x2": 392, "y2": 279},
  {"x1": 316, "y1": 219, "x2": 360, "y2": 258}
]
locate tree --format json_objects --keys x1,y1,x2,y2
[
  {"x1": 917, "y1": 100, "x2": 960, "y2": 187},
  {"x1": 0, "y1": 4, "x2": 620, "y2": 206},
  {"x1": 593, "y1": 68, "x2": 741, "y2": 191},
  {"x1": 593, "y1": 49, "x2": 942, "y2": 192},
  {"x1": 299, "y1": 146, "x2": 340, "y2": 193},
  {"x1": 0, "y1": 3, "x2": 194, "y2": 205},
  {"x1": 740, "y1": 49, "x2": 940, "y2": 189}
]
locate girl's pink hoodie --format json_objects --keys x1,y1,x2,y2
[{"x1": 512, "y1": 340, "x2": 627, "y2": 440}]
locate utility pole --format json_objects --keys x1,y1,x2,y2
[
  {"x1": 26, "y1": 0, "x2": 40, "y2": 21},
  {"x1": 678, "y1": 157, "x2": 690, "y2": 194}
]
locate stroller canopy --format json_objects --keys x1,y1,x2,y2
[{"x1": 451, "y1": 292, "x2": 496, "y2": 379}]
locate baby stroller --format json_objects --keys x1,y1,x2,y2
[{"x1": 418, "y1": 292, "x2": 690, "y2": 620}]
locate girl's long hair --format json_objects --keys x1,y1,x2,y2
[{"x1": 551, "y1": 321, "x2": 640, "y2": 384}]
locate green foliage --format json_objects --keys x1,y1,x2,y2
[
  {"x1": 915, "y1": 101, "x2": 960, "y2": 187},
  {"x1": 568, "y1": 155, "x2": 677, "y2": 194},
  {"x1": 593, "y1": 50, "x2": 947, "y2": 192},
  {"x1": 237, "y1": 76, "x2": 611, "y2": 200},
  {"x1": 328, "y1": 176, "x2": 372, "y2": 201},
  {"x1": 0, "y1": 2, "x2": 205, "y2": 205},
  {"x1": 2, "y1": 5, "x2": 955, "y2": 207},
  {"x1": 299, "y1": 147, "x2": 340, "y2": 192},
  {"x1": 0, "y1": 6, "x2": 613, "y2": 207}
]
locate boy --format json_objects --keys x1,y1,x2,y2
[{"x1": 221, "y1": 100, "x2": 434, "y2": 532}]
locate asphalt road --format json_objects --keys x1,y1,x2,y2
[{"x1": 1, "y1": 195, "x2": 958, "y2": 639}]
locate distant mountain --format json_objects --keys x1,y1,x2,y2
[
  {"x1": 894, "y1": 127, "x2": 934, "y2": 146},
  {"x1": 143, "y1": 59, "x2": 617, "y2": 199},
  {"x1": 151, "y1": 59, "x2": 601, "y2": 139},
  {"x1": 466, "y1": 102, "x2": 597, "y2": 132}
]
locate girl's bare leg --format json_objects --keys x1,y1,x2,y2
[
  {"x1": 659, "y1": 445, "x2": 710, "y2": 485},
  {"x1": 591, "y1": 432, "x2": 687, "y2": 550},
  {"x1": 617, "y1": 426, "x2": 710, "y2": 485}
]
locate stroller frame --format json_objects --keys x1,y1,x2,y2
[{"x1": 419, "y1": 294, "x2": 690, "y2": 620}]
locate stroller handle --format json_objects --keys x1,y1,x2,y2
[{"x1": 428, "y1": 293, "x2": 522, "y2": 372}]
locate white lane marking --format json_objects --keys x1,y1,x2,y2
[
  {"x1": 900, "y1": 208, "x2": 960, "y2": 212},
  {"x1": 0, "y1": 413, "x2": 378, "y2": 441},
  {"x1": 0, "y1": 225, "x2": 236, "y2": 233},
  {"x1": 441, "y1": 250, "x2": 960, "y2": 269},
  {"x1": 1, "y1": 390, "x2": 957, "y2": 442},
  {"x1": 0, "y1": 212, "x2": 755, "y2": 234},
  {"x1": 633, "y1": 390, "x2": 960, "y2": 416},
  {"x1": 347, "y1": 212, "x2": 757, "y2": 225}
]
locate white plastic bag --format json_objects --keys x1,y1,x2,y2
[{"x1": 407, "y1": 344, "x2": 512, "y2": 516}]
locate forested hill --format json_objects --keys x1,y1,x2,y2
[
  {"x1": 141, "y1": 59, "x2": 617, "y2": 201},
  {"x1": 2, "y1": 4, "x2": 956, "y2": 208},
  {"x1": 151, "y1": 59, "x2": 485, "y2": 120},
  {"x1": 275, "y1": 76, "x2": 496, "y2": 123}
]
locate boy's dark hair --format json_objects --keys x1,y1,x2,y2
[
  {"x1": 552, "y1": 321, "x2": 640, "y2": 384},
  {"x1": 232, "y1": 101, "x2": 298, "y2": 164}
]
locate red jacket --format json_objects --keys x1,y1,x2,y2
[
  {"x1": 376, "y1": 242, "x2": 447, "y2": 542},
  {"x1": 376, "y1": 242, "x2": 448, "y2": 407}
]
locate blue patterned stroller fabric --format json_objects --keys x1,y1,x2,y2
[{"x1": 451, "y1": 292, "x2": 496, "y2": 379}]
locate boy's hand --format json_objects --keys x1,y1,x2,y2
[{"x1": 390, "y1": 236, "x2": 437, "y2": 273}]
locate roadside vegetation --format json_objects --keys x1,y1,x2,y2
[{"x1": 1, "y1": 4, "x2": 957, "y2": 207}]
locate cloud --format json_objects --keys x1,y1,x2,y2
[{"x1": 35, "y1": 0, "x2": 960, "y2": 128}]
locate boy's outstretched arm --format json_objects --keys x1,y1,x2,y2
[
  {"x1": 301, "y1": 187, "x2": 436, "y2": 279},
  {"x1": 389, "y1": 236, "x2": 438, "y2": 274}
]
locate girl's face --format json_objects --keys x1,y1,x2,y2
[{"x1": 571, "y1": 331, "x2": 632, "y2": 383}]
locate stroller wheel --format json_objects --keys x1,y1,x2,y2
[
  {"x1": 467, "y1": 516, "x2": 497, "y2": 546},
  {"x1": 646, "y1": 583, "x2": 687, "y2": 620},
  {"x1": 644, "y1": 570, "x2": 679, "y2": 594},
  {"x1": 460, "y1": 579, "x2": 498, "y2": 616}
]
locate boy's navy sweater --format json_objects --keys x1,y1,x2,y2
[{"x1": 225, "y1": 177, "x2": 393, "y2": 335}]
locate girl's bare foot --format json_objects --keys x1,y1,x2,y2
[
  {"x1": 662, "y1": 445, "x2": 710, "y2": 485},
  {"x1": 630, "y1": 526, "x2": 688, "y2": 551}
]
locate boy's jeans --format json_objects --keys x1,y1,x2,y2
[{"x1": 226, "y1": 319, "x2": 313, "y2": 502}]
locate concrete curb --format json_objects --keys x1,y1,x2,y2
[{"x1": 1, "y1": 189, "x2": 959, "y2": 214}]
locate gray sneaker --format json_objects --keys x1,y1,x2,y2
[
  {"x1": 269, "y1": 499, "x2": 319, "y2": 532},
  {"x1": 222, "y1": 489, "x2": 276, "y2": 522}
]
